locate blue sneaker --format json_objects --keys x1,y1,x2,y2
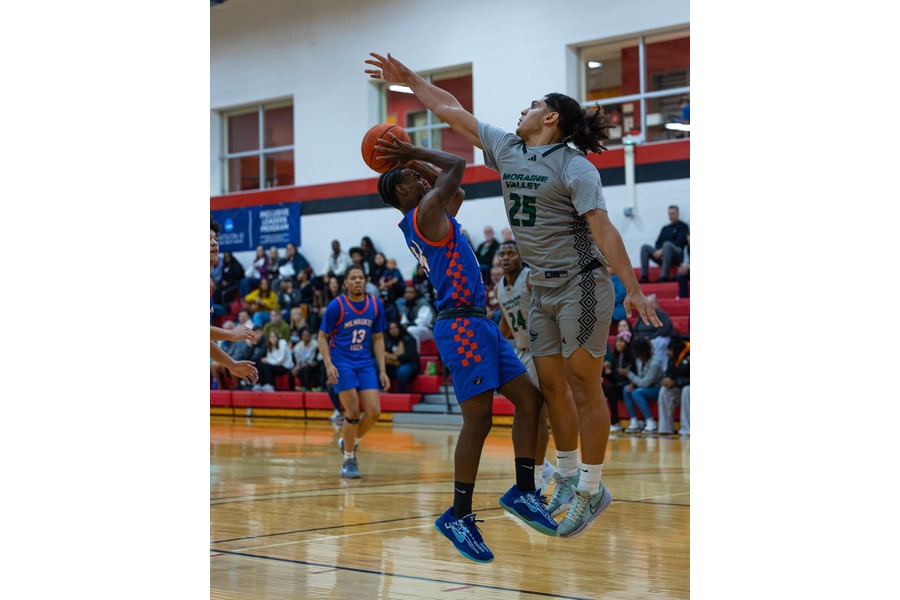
[
  {"x1": 498, "y1": 485, "x2": 558, "y2": 536},
  {"x1": 434, "y1": 507, "x2": 494, "y2": 563}
]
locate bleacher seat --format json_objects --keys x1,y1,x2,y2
[{"x1": 410, "y1": 375, "x2": 442, "y2": 394}]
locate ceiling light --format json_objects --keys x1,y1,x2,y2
[
  {"x1": 665, "y1": 123, "x2": 690, "y2": 132},
  {"x1": 389, "y1": 85, "x2": 414, "y2": 94},
  {"x1": 587, "y1": 61, "x2": 603, "y2": 69}
]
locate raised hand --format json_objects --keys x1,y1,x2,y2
[
  {"x1": 364, "y1": 52, "x2": 409, "y2": 84},
  {"x1": 230, "y1": 361, "x2": 259, "y2": 385}
]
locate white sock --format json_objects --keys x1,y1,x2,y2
[
  {"x1": 556, "y1": 449, "x2": 579, "y2": 478},
  {"x1": 577, "y1": 463, "x2": 603, "y2": 495},
  {"x1": 534, "y1": 470, "x2": 543, "y2": 492},
  {"x1": 344, "y1": 451, "x2": 355, "y2": 460}
]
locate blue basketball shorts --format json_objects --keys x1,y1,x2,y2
[
  {"x1": 434, "y1": 316, "x2": 526, "y2": 403},
  {"x1": 333, "y1": 361, "x2": 380, "y2": 394}
]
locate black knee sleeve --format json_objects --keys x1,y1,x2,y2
[{"x1": 345, "y1": 417, "x2": 360, "y2": 424}]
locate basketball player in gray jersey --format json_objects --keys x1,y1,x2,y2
[{"x1": 366, "y1": 52, "x2": 661, "y2": 538}]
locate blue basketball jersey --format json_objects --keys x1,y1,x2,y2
[
  {"x1": 320, "y1": 293, "x2": 386, "y2": 368},
  {"x1": 398, "y1": 206, "x2": 486, "y2": 311}
]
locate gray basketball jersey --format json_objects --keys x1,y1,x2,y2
[
  {"x1": 496, "y1": 266, "x2": 531, "y2": 350},
  {"x1": 479, "y1": 121, "x2": 609, "y2": 288}
]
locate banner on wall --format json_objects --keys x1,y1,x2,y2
[{"x1": 212, "y1": 203, "x2": 301, "y2": 252}]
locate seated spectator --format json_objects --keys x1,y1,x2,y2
[
  {"x1": 676, "y1": 234, "x2": 690, "y2": 299},
  {"x1": 257, "y1": 330, "x2": 294, "y2": 391},
  {"x1": 411, "y1": 263, "x2": 435, "y2": 303},
  {"x1": 287, "y1": 306, "x2": 309, "y2": 344},
  {"x1": 323, "y1": 239, "x2": 353, "y2": 281},
  {"x1": 216, "y1": 252, "x2": 245, "y2": 305},
  {"x1": 400, "y1": 285, "x2": 435, "y2": 353},
  {"x1": 475, "y1": 225, "x2": 500, "y2": 284},
  {"x1": 244, "y1": 278, "x2": 279, "y2": 327},
  {"x1": 262, "y1": 308, "x2": 290, "y2": 343},
  {"x1": 622, "y1": 336, "x2": 664, "y2": 433},
  {"x1": 311, "y1": 276, "x2": 341, "y2": 333},
  {"x1": 384, "y1": 321, "x2": 420, "y2": 393},
  {"x1": 379, "y1": 257, "x2": 407, "y2": 305},
  {"x1": 273, "y1": 242, "x2": 311, "y2": 289},
  {"x1": 295, "y1": 267, "x2": 316, "y2": 308},
  {"x1": 240, "y1": 245, "x2": 269, "y2": 297},
  {"x1": 485, "y1": 265, "x2": 504, "y2": 324},
  {"x1": 290, "y1": 328, "x2": 320, "y2": 390},
  {"x1": 632, "y1": 293, "x2": 675, "y2": 370},
  {"x1": 603, "y1": 331, "x2": 635, "y2": 433},
  {"x1": 658, "y1": 337, "x2": 690, "y2": 436},
  {"x1": 640, "y1": 205, "x2": 689, "y2": 283},
  {"x1": 616, "y1": 318, "x2": 633, "y2": 336},
  {"x1": 210, "y1": 321, "x2": 254, "y2": 389},
  {"x1": 265, "y1": 246, "x2": 281, "y2": 283},
  {"x1": 359, "y1": 235, "x2": 378, "y2": 267},
  {"x1": 277, "y1": 278, "x2": 303, "y2": 321},
  {"x1": 500, "y1": 227, "x2": 514, "y2": 242},
  {"x1": 370, "y1": 251, "x2": 387, "y2": 288},
  {"x1": 235, "y1": 308, "x2": 254, "y2": 331}
]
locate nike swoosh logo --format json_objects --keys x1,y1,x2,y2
[
  {"x1": 455, "y1": 489, "x2": 466, "y2": 494},
  {"x1": 589, "y1": 490, "x2": 607, "y2": 514},
  {"x1": 523, "y1": 465, "x2": 533, "y2": 470}
]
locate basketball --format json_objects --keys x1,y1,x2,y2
[{"x1": 361, "y1": 123, "x2": 411, "y2": 173}]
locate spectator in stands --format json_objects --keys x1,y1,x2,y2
[
  {"x1": 384, "y1": 321, "x2": 420, "y2": 393},
  {"x1": 238, "y1": 325, "x2": 267, "y2": 390},
  {"x1": 501, "y1": 227, "x2": 514, "y2": 242},
  {"x1": 485, "y1": 265, "x2": 504, "y2": 324},
  {"x1": 348, "y1": 246, "x2": 380, "y2": 296},
  {"x1": 245, "y1": 277, "x2": 280, "y2": 327},
  {"x1": 617, "y1": 318, "x2": 633, "y2": 336},
  {"x1": 411, "y1": 263, "x2": 435, "y2": 303},
  {"x1": 240, "y1": 245, "x2": 268, "y2": 297},
  {"x1": 295, "y1": 267, "x2": 316, "y2": 308},
  {"x1": 265, "y1": 246, "x2": 281, "y2": 282},
  {"x1": 287, "y1": 306, "x2": 309, "y2": 344},
  {"x1": 475, "y1": 225, "x2": 500, "y2": 284},
  {"x1": 216, "y1": 252, "x2": 244, "y2": 305},
  {"x1": 370, "y1": 252, "x2": 387, "y2": 288},
  {"x1": 323, "y1": 239, "x2": 353, "y2": 280},
  {"x1": 379, "y1": 256, "x2": 406, "y2": 305},
  {"x1": 401, "y1": 285, "x2": 436, "y2": 353},
  {"x1": 277, "y1": 278, "x2": 304, "y2": 321},
  {"x1": 603, "y1": 331, "x2": 635, "y2": 433},
  {"x1": 257, "y1": 330, "x2": 294, "y2": 391},
  {"x1": 360, "y1": 235, "x2": 378, "y2": 266},
  {"x1": 235, "y1": 308, "x2": 254, "y2": 332},
  {"x1": 262, "y1": 309, "x2": 291, "y2": 343},
  {"x1": 676, "y1": 234, "x2": 690, "y2": 299},
  {"x1": 621, "y1": 336, "x2": 664, "y2": 433},
  {"x1": 210, "y1": 321, "x2": 255, "y2": 390},
  {"x1": 639, "y1": 205, "x2": 689, "y2": 283},
  {"x1": 632, "y1": 293, "x2": 674, "y2": 369},
  {"x1": 657, "y1": 337, "x2": 690, "y2": 436},
  {"x1": 291, "y1": 327, "x2": 320, "y2": 390},
  {"x1": 273, "y1": 242, "x2": 311, "y2": 289}
]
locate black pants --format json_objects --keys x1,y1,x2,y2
[
  {"x1": 261, "y1": 363, "x2": 293, "y2": 388},
  {"x1": 603, "y1": 382, "x2": 626, "y2": 424}
]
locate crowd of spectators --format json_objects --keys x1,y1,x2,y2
[{"x1": 211, "y1": 224, "x2": 690, "y2": 436}]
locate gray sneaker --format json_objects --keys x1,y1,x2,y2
[
  {"x1": 340, "y1": 458, "x2": 360, "y2": 478},
  {"x1": 557, "y1": 483, "x2": 612, "y2": 538},
  {"x1": 547, "y1": 471, "x2": 580, "y2": 517}
]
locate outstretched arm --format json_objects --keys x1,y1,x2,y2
[
  {"x1": 405, "y1": 159, "x2": 465, "y2": 217},
  {"x1": 210, "y1": 341, "x2": 258, "y2": 384},
  {"x1": 210, "y1": 324, "x2": 258, "y2": 344},
  {"x1": 365, "y1": 53, "x2": 482, "y2": 150}
]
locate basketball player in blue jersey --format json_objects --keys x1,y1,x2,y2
[
  {"x1": 366, "y1": 53, "x2": 662, "y2": 538},
  {"x1": 317, "y1": 264, "x2": 390, "y2": 479},
  {"x1": 375, "y1": 135, "x2": 558, "y2": 564},
  {"x1": 210, "y1": 218, "x2": 258, "y2": 386}
]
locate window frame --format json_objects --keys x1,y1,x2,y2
[
  {"x1": 220, "y1": 98, "x2": 294, "y2": 193},
  {"x1": 579, "y1": 27, "x2": 690, "y2": 145}
]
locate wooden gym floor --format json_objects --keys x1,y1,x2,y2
[{"x1": 210, "y1": 416, "x2": 690, "y2": 599}]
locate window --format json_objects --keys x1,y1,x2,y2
[
  {"x1": 221, "y1": 100, "x2": 294, "y2": 193},
  {"x1": 581, "y1": 29, "x2": 689, "y2": 145},
  {"x1": 380, "y1": 68, "x2": 474, "y2": 164}
]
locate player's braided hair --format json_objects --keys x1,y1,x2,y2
[
  {"x1": 544, "y1": 93, "x2": 614, "y2": 155},
  {"x1": 377, "y1": 167, "x2": 405, "y2": 209}
]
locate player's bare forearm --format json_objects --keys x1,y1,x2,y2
[
  {"x1": 365, "y1": 53, "x2": 481, "y2": 149},
  {"x1": 210, "y1": 325, "x2": 230, "y2": 342},
  {"x1": 317, "y1": 331, "x2": 333, "y2": 369},
  {"x1": 373, "y1": 333, "x2": 387, "y2": 376},
  {"x1": 210, "y1": 341, "x2": 235, "y2": 368}
]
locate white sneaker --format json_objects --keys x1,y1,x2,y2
[
  {"x1": 644, "y1": 418, "x2": 658, "y2": 433},
  {"x1": 251, "y1": 384, "x2": 263, "y2": 391},
  {"x1": 679, "y1": 428, "x2": 690, "y2": 436},
  {"x1": 540, "y1": 460, "x2": 557, "y2": 491},
  {"x1": 609, "y1": 423, "x2": 622, "y2": 433},
  {"x1": 624, "y1": 417, "x2": 642, "y2": 433},
  {"x1": 261, "y1": 384, "x2": 275, "y2": 392}
]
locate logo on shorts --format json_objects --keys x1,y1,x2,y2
[
  {"x1": 471, "y1": 376, "x2": 483, "y2": 385},
  {"x1": 529, "y1": 330, "x2": 539, "y2": 342}
]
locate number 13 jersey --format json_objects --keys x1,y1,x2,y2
[{"x1": 320, "y1": 294, "x2": 386, "y2": 369}]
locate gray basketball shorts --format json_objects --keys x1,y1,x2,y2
[
  {"x1": 528, "y1": 272, "x2": 614, "y2": 359},
  {"x1": 514, "y1": 345, "x2": 538, "y2": 385}
]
